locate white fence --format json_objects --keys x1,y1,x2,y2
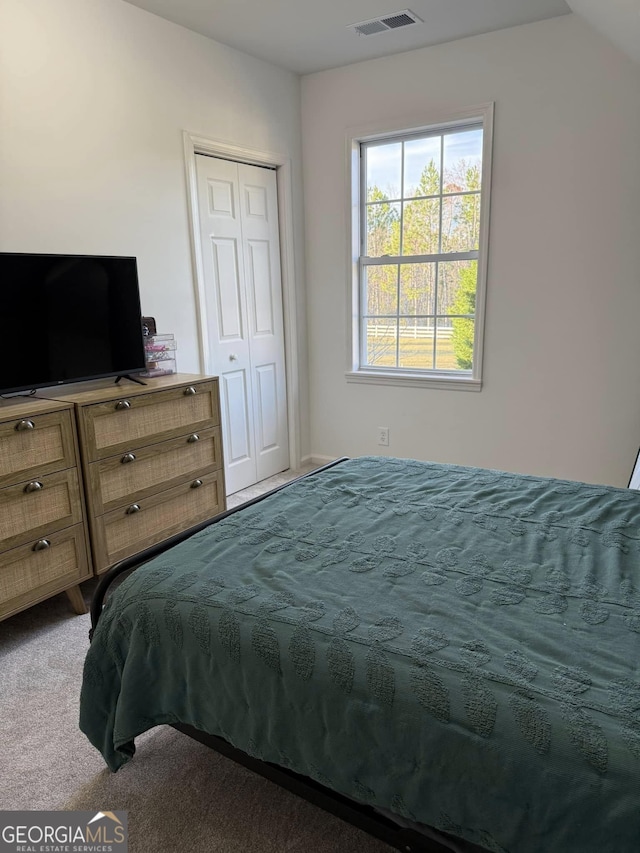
[{"x1": 366, "y1": 323, "x2": 455, "y2": 339}]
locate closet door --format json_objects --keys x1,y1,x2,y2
[{"x1": 195, "y1": 155, "x2": 289, "y2": 494}]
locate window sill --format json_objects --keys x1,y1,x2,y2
[{"x1": 345, "y1": 370, "x2": 482, "y2": 391}]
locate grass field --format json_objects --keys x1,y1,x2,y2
[{"x1": 366, "y1": 330, "x2": 463, "y2": 370}]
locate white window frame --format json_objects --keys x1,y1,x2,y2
[{"x1": 346, "y1": 103, "x2": 494, "y2": 391}]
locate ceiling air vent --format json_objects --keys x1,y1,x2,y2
[{"x1": 348, "y1": 9, "x2": 423, "y2": 38}]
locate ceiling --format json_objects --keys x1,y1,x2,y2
[{"x1": 122, "y1": 0, "x2": 573, "y2": 75}]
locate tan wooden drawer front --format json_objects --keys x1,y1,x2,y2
[
  {"x1": 0, "y1": 524, "x2": 90, "y2": 620},
  {"x1": 80, "y1": 381, "x2": 220, "y2": 461},
  {"x1": 93, "y1": 470, "x2": 224, "y2": 573},
  {"x1": 0, "y1": 409, "x2": 76, "y2": 488},
  {"x1": 0, "y1": 469, "x2": 84, "y2": 552},
  {"x1": 88, "y1": 426, "x2": 223, "y2": 515}
]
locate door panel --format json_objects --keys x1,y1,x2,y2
[
  {"x1": 238, "y1": 162, "x2": 289, "y2": 483},
  {"x1": 244, "y1": 184, "x2": 268, "y2": 220},
  {"x1": 247, "y1": 240, "x2": 275, "y2": 336},
  {"x1": 222, "y1": 370, "x2": 252, "y2": 470},
  {"x1": 207, "y1": 179, "x2": 235, "y2": 217},
  {"x1": 196, "y1": 155, "x2": 289, "y2": 494},
  {"x1": 210, "y1": 238, "x2": 243, "y2": 340},
  {"x1": 255, "y1": 363, "x2": 278, "y2": 452},
  {"x1": 196, "y1": 156, "x2": 255, "y2": 494}
]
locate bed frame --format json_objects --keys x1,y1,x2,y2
[{"x1": 89, "y1": 458, "x2": 481, "y2": 853}]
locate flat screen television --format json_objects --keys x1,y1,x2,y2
[{"x1": 1, "y1": 252, "x2": 147, "y2": 395}]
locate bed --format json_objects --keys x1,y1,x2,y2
[{"x1": 80, "y1": 456, "x2": 640, "y2": 852}]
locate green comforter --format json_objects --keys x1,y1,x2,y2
[{"x1": 80, "y1": 457, "x2": 640, "y2": 852}]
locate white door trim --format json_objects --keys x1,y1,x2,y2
[{"x1": 183, "y1": 131, "x2": 301, "y2": 472}]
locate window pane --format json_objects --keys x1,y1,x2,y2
[
  {"x1": 446, "y1": 317, "x2": 475, "y2": 371},
  {"x1": 366, "y1": 142, "x2": 402, "y2": 200},
  {"x1": 441, "y1": 195, "x2": 480, "y2": 253},
  {"x1": 366, "y1": 200, "x2": 400, "y2": 256},
  {"x1": 402, "y1": 198, "x2": 440, "y2": 255},
  {"x1": 365, "y1": 318, "x2": 398, "y2": 367},
  {"x1": 437, "y1": 260, "x2": 477, "y2": 316},
  {"x1": 432, "y1": 319, "x2": 457, "y2": 371},
  {"x1": 399, "y1": 263, "x2": 435, "y2": 315},
  {"x1": 364, "y1": 264, "x2": 398, "y2": 315},
  {"x1": 404, "y1": 136, "x2": 441, "y2": 198},
  {"x1": 443, "y1": 128, "x2": 483, "y2": 194},
  {"x1": 398, "y1": 318, "x2": 435, "y2": 370},
  {"x1": 437, "y1": 262, "x2": 476, "y2": 371}
]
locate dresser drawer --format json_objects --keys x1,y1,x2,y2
[
  {"x1": 0, "y1": 469, "x2": 84, "y2": 552},
  {"x1": 0, "y1": 524, "x2": 90, "y2": 620},
  {"x1": 79, "y1": 381, "x2": 220, "y2": 461},
  {"x1": 93, "y1": 470, "x2": 224, "y2": 573},
  {"x1": 0, "y1": 468, "x2": 82, "y2": 550},
  {"x1": 0, "y1": 409, "x2": 76, "y2": 488},
  {"x1": 87, "y1": 426, "x2": 223, "y2": 515}
]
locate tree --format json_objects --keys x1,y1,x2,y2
[
  {"x1": 442, "y1": 161, "x2": 481, "y2": 253},
  {"x1": 366, "y1": 186, "x2": 399, "y2": 254},
  {"x1": 403, "y1": 159, "x2": 440, "y2": 256},
  {"x1": 365, "y1": 186, "x2": 399, "y2": 364},
  {"x1": 451, "y1": 262, "x2": 477, "y2": 370},
  {"x1": 401, "y1": 159, "x2": 440, "y2": 329}
]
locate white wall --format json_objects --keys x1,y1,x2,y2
[
  {"x1": 567, "y1": 0, "x2": 640, "y2": 65},
  {"x1": 301, "y1": 14, "x2": 640, "y2": 486},
  {"x1": 0, "y1": 0, "x2": 309, "y2": 458}
]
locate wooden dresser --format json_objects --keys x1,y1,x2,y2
[
  {"x1": 0, "y1": 397, "x2": 91, "y2": 620},
  {"x1": 50, "y1": 373, "x2": 226, "y2": 574}
]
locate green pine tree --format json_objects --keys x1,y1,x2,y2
[{"x1": 451, "y1": 262, "x2": 477, "y2": 370}]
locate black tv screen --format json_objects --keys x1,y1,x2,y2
[{"x1": 1, "y1": 253, "x2": 146, "y2": 395}]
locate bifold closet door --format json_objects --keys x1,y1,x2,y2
[{"x1": 195, "y1": 154, "x2": 289, "y2": 495}]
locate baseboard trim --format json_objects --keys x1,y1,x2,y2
[{"x1": 301, "y1": 454, "x2": 339, "y2": 466}]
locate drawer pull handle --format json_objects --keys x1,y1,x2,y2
[
  {"x1": 33, "y1": 539, "x2": 51, "y2": 552},
  {"x1": 121, "y1": 453, "x2": 136, "y2": 464},
  {"x1": 126, "y1": 503, "x2": 141, "y2": 514},
  {"x1": 184, "y1": 386, "x2": 197, "y2": 396},
  {"x1": 24, "y1": 481, "x2": 44, "y2": 493},
  {"x1": 15, "y1": 419, "x2": 35, "y2": 431},
  {"x1": 115, "y1": 400, "x2": 131, "y2": 411},
  {"x1": 191, "y1": 479, "x2": 203, "y2": 489},
  {"x1": 187, "y1": 433, "x2": 200, "y2": 443}
]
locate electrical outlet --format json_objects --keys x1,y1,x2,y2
[{"x1": 378, "y1": 426, "x2": 389, "y2": 447}]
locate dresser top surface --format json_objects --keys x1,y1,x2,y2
[
  {"x1": 38, "y1": 374, "x2": 217, "y2": 406},
  {"x1": 0, "y1": 396, "x2": 72, "y2": 422}
]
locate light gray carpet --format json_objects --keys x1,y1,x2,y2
[
  {"x1": 0, "y1": 579, "x2": 392, "y2": 853},
  {"x1": 0, "y1": 465, "x2": 391, "y2": 852}
]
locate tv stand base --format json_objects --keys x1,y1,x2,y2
[{"x1": 114, "y1": 374, "x2": 147, "y2": 386}]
